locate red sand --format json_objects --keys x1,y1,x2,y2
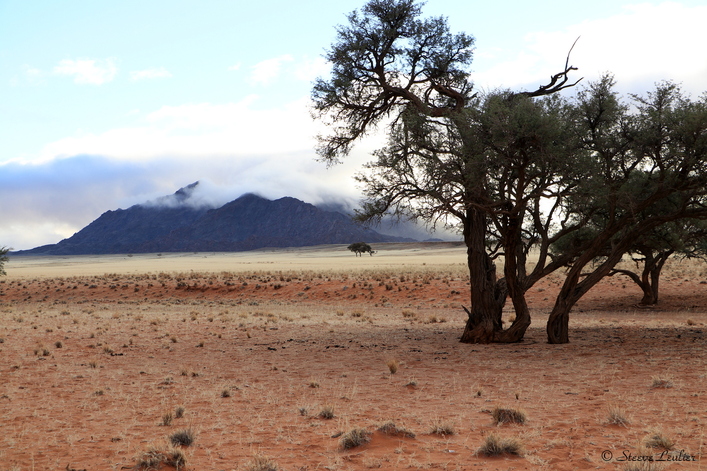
[{"x1": 1, "y1": 261, "x2": 706, "y2": 470}]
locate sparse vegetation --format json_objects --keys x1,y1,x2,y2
[
  {"x1": 651, "y1": 376, "x2": 674, "y2": 388},
  {"x1": 643, "y1": 430, "x2": 674, "y2": 451},
  {"x1": 429, "y1": 420, "x2": 455, "y2": 436},
  {"x1": 318, "y1": 405, "x2": 335, "y2": 419},
  {"x1": 477, "y1": 433, "x2": 524, "y2": 456},
  {"x1": 492, "y1": 407, "x2": 526, "y2": 425},
  {"x1": 377, "y1": 421, "x2": 415, "y2": 438},
  {"x1": 134, "y1": 445, "x2": 187, "y2": 470},
  {"x1": 386, "y1": 358, "x2": 399, "y2": 374},
  {"x1": 607, "y1": 405, "x2": 631, "y2": 427},
  {"x1": 340, "y1": 428, "x2": 372, "y2": 450},
  {"x1": 162, "y1": 411, "x2": 174, "y2": 426},
  {"x1": 244, "y1": 454, "x2": 279, "y2": 471},
  {"x1": 169, "y1": 428, "x2": 195, "y2": 447}
]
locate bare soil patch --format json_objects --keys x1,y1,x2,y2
[{"x1": 1, "y1": 247, "x2": 706, "y2": 470}]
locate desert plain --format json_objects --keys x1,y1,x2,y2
[{"x1": 1, "y1": 242, "x2": 706, "y2": 471}]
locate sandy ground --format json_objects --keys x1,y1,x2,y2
[{"x1": 1, "y1": 244, "x2": 706, "y2": 470}]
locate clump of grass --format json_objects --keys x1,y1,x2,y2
[
  {"x1": 477, "y1": 433, "x2": 524, "y2": 456},
  {"x1": 492, "y1": 407, "x2": 526, "y2": 425},
  {"x1": 643, "y1": 430, "x2": 674, "y2": 451},
  {"x1": 162, "y1": 411, "x2": 174, "y2": 426},
  {"x1": 606, "y1": 405, "x2": 631, "y2": 427},
  {"x1": 377, "y1": 421, "x2": 415, "y2": 438},
  {"x1": 308, "y1": 379, "x2": 320, "y2": 389},
  {"x1": 221, "y1": 387, "x2": 231, "y2": 398},
  {"x1": 318, "y1": 405, "x2": 335, "y2": 419},
  {"x1": 244, "y1": 454, "x2": 279, "y2": 471},
  {"x1": 429, "y1": 420, "x2": 455, "y2": 436},
  {"x1": 55, "y1": 341, "x2": 63, "y2": 348},
  {"x1": 134, "y1": 445, "x2": 187, "y2": 470},
  {"x1": 340, "y1": 428, "x2": 372, "y2": 450},
  {"x1": 174, "y1": 406, "x2": 185, "y2": 419},
  {"x1": 169, "y1": 428, "x2": 195, "y2": 447},
  {"x1": 386, "y1": 359, "x2": 399, "y2": 374},
  {"x1": 651, "y1": 376, "x2": 674, "y2": 389},
  {"x1": 621, "y1": 462, "x2": 666, "y2": 471}
]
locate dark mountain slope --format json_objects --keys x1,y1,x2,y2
[{"x1": 15, "y1": 183, "x2": 412, "y2": 255}]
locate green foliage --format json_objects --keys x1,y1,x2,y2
[
  {"x1": 0, "y1": 247, "x2": 9, "y2": 276},
  {"x1": 347, "y1": 242, "x2": 373, "y2": 256}
]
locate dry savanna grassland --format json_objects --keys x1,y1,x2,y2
[{"x1": 1, "y1": 242, "x2": 706, "y2": 471}]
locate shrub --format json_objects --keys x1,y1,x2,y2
[{"x1": 386, "y1": 359, "x2": 399, "y2": 374}]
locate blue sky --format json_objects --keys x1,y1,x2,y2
[{"x1": 2, "y1": 0, "x2": 706, "y2": 250}]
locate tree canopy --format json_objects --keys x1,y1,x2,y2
[
  {"x1": 314, "y1": 0, "x2": 707, "y2": 344},
  {"x1": 0, "y1": 247, "x2": 9, "y2": 276}
]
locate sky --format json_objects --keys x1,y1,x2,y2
[{"x1": 2, "y1": 0, "x2": 707, "y2": 250}]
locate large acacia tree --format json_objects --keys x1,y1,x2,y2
[
  {"x1": 546, "y1": 78, "x2": 707, "y2": 343},
  {"x1": 312, "y1": 0, "x2": 580, "y2": 343}
]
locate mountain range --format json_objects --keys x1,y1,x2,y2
[{"x1": 15, "y1": 182, "x2": 414, "y2": 255}]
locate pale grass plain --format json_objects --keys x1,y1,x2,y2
[{"x1": 1, "y1": 242, "x2": 706, "y2": 470}]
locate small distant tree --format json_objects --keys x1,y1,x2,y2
[
  {"x1": 348, "y1": 242, "x2": 373, "y2": 256},
  {"x1": 0, "y1": 247, "x2": 9, "y2": 276}
]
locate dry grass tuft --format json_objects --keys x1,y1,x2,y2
[
  {"x1": 169, "y1": 428, "x2": 196, "y2": 447},
  {"x1": 386, "y1": 358, "x2": 399, "y2": 374},
  {"x1": 477, "y1": 433, "x2": 524, "y2": 456},
  {"x1": 492, "y1": 407, "x2": 526, "y2": 425},
  {"x1": 621, "y1": 462, "x2": 666, "y2": 471},
  {"x1": 377, "y1": 421, "x2": 415, "y2": 438},
  {"x1": 650, "y1": 376, "x2": 674, "y2": 388},
  {"x1": 162, "y1": 411, "x2": 174, "y2": 426},
  {"x1": 244, "y1": 454, "x2": 279, "y2": 471},
  {"x1": 643, "y1": 430, "x2": 674, "y2": 451},
  {"x1": 340, "y1": 428, "x2": 372, "y2": 450},
  {"x1": 134, "y1": 445, "x2": 187, "y2": 470},
  {"x1": 606, "y1": 405, "x2": 631, "y2": 427},
  {"x1": 318, "y1": 405, "x2": 335, "y2": 419},
  {"x1": 429, "y1": 420, "x2": 455, "y2": 436}
]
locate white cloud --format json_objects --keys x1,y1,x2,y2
[
  {"x1": 53, "y1": 58, "x2": 118, "y2": 85},
  {"x1": 473, "y1": 3, "x2": 707, "y2": 97},
  {"x1": 228, "y1": 62, "x2": 242, "y2": 71},
  {"x1": 129, "y1": 67, "x2": 172, "y2": 81},
  {"x1": 35, "y1": 95, "x2": 337, "y2": 161},
  {"x1": 294, "y1": 56, "x2": 330, "y2": 82},
  {"x1": 248, "y1": 54, "x2": 294, "y2": 85}
]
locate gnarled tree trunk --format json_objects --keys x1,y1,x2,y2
[{"x1": 459, "y1": 208, "x2": 505, "y2": 343}]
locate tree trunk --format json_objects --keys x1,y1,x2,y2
[{"x1": 459, "y1": 208, "x2": 505, "y2": 343}]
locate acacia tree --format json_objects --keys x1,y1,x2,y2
[
  {"x1": 607, "y1": 216, "x2": 707, "y2": 306},
  {"x1": 313, "y1": 0, "x2": 580, "y2": 343},
  {"x1": 348, "y1": 242, "x2": 374, "y2": 256},
  {"x1": 0, "y1": 247, "x2": 9, "y2": 276},
  {"x1": 546, "y1": 78, "x2": 707, "y2": 343}
]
